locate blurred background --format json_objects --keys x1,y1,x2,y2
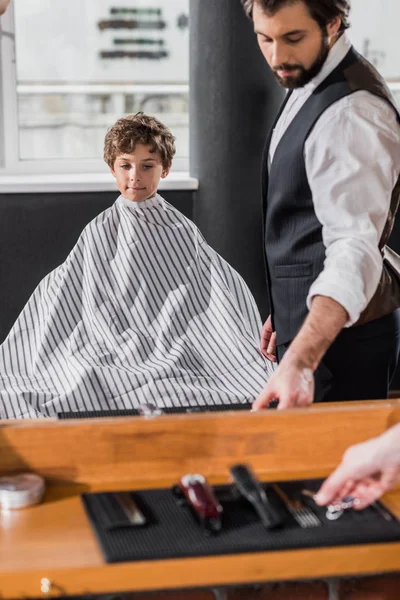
[
  {"x1": 1, "y1": 0, "x2": 399, "y2": 175},
  {"x1": 3, "y1": 0, "x2": 189, "y2": 171}
]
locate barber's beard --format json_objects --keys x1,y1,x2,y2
[{"x1": 273, "y1": 32, "x2": 330, "y2": 89}]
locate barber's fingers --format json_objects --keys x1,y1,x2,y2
[
  {"x1": 260, "y1": 322, "x2": 272, "y2": 348},
  {"x1": 276, "y1": 390, "x2": 311, "y2": 410},
  {"x1": 261, "y1": 331, "x2": 277, "y2": 362},
  {"x1": 314, "y1": 463, "x2": 359, "y2": 506},
  {"x1": 350, "y1": 476, "x2": 391, "y2": 509},
  {"x1": 380, "y1": 466, "x2": 400, "y2": 490},
  {"x1": 267, "y1": 331, "x2": 277, "y2": 362},
  {"x1": 252, "y1": 384, "x2": 277, "y2": 410},
  {"x1": 316, "y1": 472, "x2": 392, "y2": 509},
  {"x1": 276, "y1": 389, "x2": 300, "y2": 410},
  {"x1": 255, "y1": 387, "x2": 301, "y2": 411},
  {"x1": 254, "y1": 378, "x2": 313, "y2": 412},
  {"x1": 316, "y1": 471, "x2": 383, "y2": 508},
  {"x1": 260, "y1": 317, "x2": 277, "y2": 362},
  {"x1": 291, "y1": 389, "x2": 313, "y2": 409},
  {"x1": 315, "y1": 438, "x2": 386, "y2": 506},
  {"x1": 277, "y1": 371, "x2": 314, "y2": 410},
  {"x1": 369, "y1": 466, "x2": 400, "y2": 503},
  {"x1": 346, "y1": 469, "x2": 400, "y2": 509}
]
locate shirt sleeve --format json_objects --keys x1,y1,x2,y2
[{"x1": 305, "y1": 91, "x2": 400, "y2": 326}]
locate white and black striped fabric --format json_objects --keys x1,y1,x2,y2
[{"x1": 0, "y1": 194, "x2": 273, "y2": 419}]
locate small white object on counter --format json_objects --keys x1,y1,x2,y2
[{"x1": 0, "y1": 473, "x2": 45, "y2": 510}]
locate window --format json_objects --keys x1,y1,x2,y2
[
  {"x1": 350, "y1": 0, "x2": 400, "y2": 105},
  {"x1": 0, "y1": 0, "x2": 189, "y2": 176}
]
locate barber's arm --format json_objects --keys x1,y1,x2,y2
[
  {"x1": 254, "y1": 92, "x2": 400, "y2": 410},
  {"x1": 314, "y1": 423, "x2": 400, "y2": 508},
  {"x1": 254, "y1": 295, "x2": 347, "y2": 409}
]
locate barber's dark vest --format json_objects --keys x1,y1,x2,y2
[{"x1": 262, "y1": 46, "x2": 400, "y2": 347}]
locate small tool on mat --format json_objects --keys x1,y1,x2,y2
[
  {"x1": 273, "y1": 485, "x2": 321, "y2": 528},
  {"x1": 230, "y1": 465, "x2": 283, "y2": 529},
  {"x1": 172, "y1": 474, "x2": 223, "y2": 534},
  {"x1": 114, "y1": 492, "x2": 147, "y2": 526}
]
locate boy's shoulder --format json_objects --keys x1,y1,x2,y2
[{"x1": 160, "y1": 196, "x2": 208, "y2": 248}]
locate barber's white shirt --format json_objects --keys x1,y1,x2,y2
[{"x1": 269, "y1": 33, "x2": 400, "y2": 326}]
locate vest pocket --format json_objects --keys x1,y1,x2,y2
[
  {"x1": 271, "y1": 269, "x2": 314, "y2": 345},
  {"x1": 274, "y1": 263, "x2": 313, "y2": 279}
]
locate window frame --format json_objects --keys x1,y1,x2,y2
[{"x1": 0, "y1": 3, "x2": 189, "y2": 177}]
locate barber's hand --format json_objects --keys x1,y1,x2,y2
[
  {"x1": 260, "y1": 315, "x2": 277, "y2": 362},
  {"x1": 314, "y1": 424, "x2": 400, "y2": 508},
  {"x1": 252, "y1": 356, "x2": 314, "y2": 410}
]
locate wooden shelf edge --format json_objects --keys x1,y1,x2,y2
[{"x1": 2, "y1": 543, "x2": 400, "y2": 598}]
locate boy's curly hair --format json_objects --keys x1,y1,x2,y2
[{"x1": 104, "y1": 112, "x2": 176, "y2": 169}]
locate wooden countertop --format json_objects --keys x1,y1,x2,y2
[{"x1": 1, "y1": 401, "x2": 400, "y2": 598}]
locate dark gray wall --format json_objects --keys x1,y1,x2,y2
[
  {"x1": 190, "y1": 0, "x2": 284, "y2": 321},
  {"x1": 0, "y1": 190, "x2": 193, "y2": 343}
]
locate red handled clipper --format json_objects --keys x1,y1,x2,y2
[{"x1": 173, "y1": 473, "x2": 223, "y2": 534}]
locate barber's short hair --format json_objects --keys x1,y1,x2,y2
[
  {"x1": 104, "y1": 112, "x2": 176, "y2": 169},
  {"x1": 241, "y1": 0, "x2": 350, "y2": 32}
]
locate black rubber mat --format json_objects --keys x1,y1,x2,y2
[
  {"x1": 57, "y1": 403, "x2": 253, "y2": 419},
  {"x1": 81, "y1": 478, "x2": 400, "y2": 564},
  {"x1": 58, "y1": 408, "x2": 140, "y2": 419}
]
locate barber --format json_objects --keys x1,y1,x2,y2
[{"x1": 241, "y1": 0, "x2": 400, "y2": 409}]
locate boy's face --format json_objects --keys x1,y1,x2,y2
[{"x1": 111, "y1": 144, "x2": 170, "y2": 203}]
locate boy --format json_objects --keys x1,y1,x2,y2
[{"x1": 0, "y1": 113, "x2": 273, "y2": 418}]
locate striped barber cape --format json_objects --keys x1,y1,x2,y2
[{"x1": 0, "y1": 194, "x2": 273, "y2": 419}]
